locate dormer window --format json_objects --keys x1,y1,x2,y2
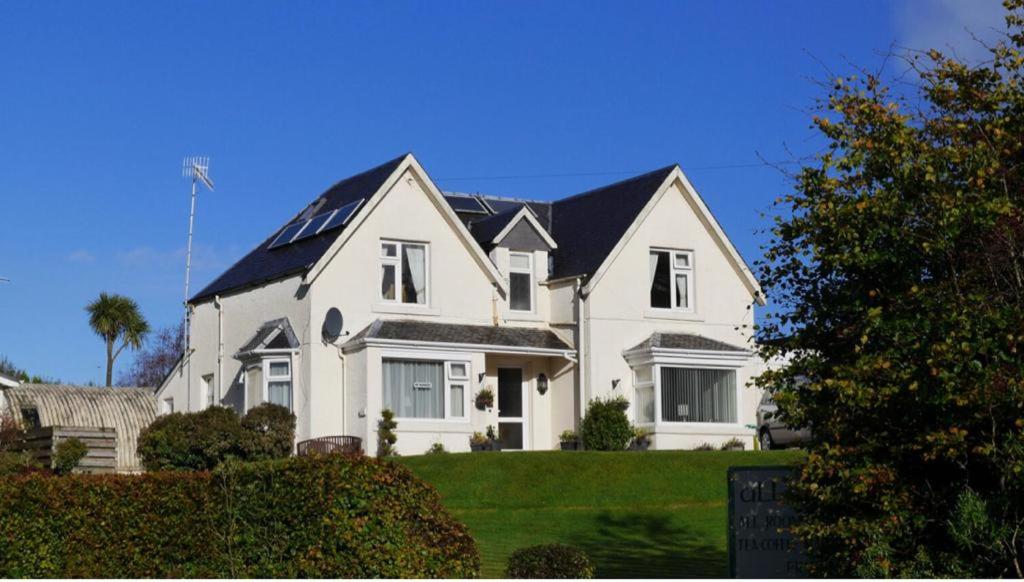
[
  {"x1": 509, "y1": 252, "x2": 534, "y2": 312},
  {"x1": 650, "y1": 249, "x2": 694, "y2": 311},
  {"x1": 380, "y1": 240, "x2": 428, "y2": 305}
]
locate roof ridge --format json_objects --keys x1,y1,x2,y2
[{"x1": 551, "y1": 164, "x2": 677, "y2": 206}]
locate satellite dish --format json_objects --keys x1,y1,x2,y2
[{"x1": 322, "y1": 307, "x2": 344, "y2": 343}]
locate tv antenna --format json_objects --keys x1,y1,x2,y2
[{"x1": 182, "y1": 156, "x2": 214, "y2": 357}]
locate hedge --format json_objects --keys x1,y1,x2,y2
[
  {"x1": 0, "y1": 454, "x2": 480, "y2": 578},
  {"x1": 506, "y1": 543, "x2": 595, "y2": 578}
]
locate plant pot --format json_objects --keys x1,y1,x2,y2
[
  {"x1": 560, "y1": 440, "x2": 581, "y2": 451},
  {"x1": 471, "y1": 441, "x2": 502, "y2": 452}
]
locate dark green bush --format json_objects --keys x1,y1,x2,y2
[
  {"x1": 505, "y1": 543, "x2": 594, "y2": 578},
  {"x1": 239, "y1": 403, "x2": 296, "y2": 461},
  {"x1": 580, "y1": 396, "x2": 632, "y2": 451},
  {"x1": 0, "y1": 452, "x2": 40, "y2": 477},
  {"x1": 0, "y1": 454, "x2": 479, "y2": 577},
  {"x1": 138, "y1": 405, "x2": 297, "y2": 471},
  {"x1": 137, "y1": 406, "x2": 246, "y2": 471},
  {"x1": 53, "y1": 438, "x2": 87, "y2": 475}
]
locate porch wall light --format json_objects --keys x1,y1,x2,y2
[{"x1": 537, "y1": 373, "x2": 549, "y2": 395}]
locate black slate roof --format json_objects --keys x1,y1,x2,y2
[
  {"x1": 627, "y1": 332, "x2": 747, "y2": 353},
  {"x1": 191, "y1": 154, "x2": 680, "y2": 302},
  {"x1": 345, "y1": 319, "x2": 572, "y2": 351},
  {"x1": 191, "y1": 154, "x2": 407, "y2": 302},
  {"x1": 549, "y1": 166, "x2": 675, "y2": 280}
]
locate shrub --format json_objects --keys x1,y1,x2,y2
[
  {"x1": 240, "y1": 403, "x2": 296, "y2": 461},
  {"x1": 0, "y1": 452, "x2": 40, "y2": 477},
  {"x1": 377, "y1": 409, "x2": 398, "y2": 457},
  {"x1": 505, "y1": 543, "x2": 594, "y2": 579},
  {"x1": 486, "y1": 425, "x2": 497, "y2": 441},
  {"x1": 0, "y1": 454, "x2": 480, "y2": 577},
  {"x1": 0, "y1": 411, "x2": 21, "y2": 452},
  {"x1": 53, "y1": 438, "x2": 87, "y2": 475},
  {"x1": 693, "y1": 442, "x2": 715, "y2": 451},
  {"x1": 580, "y1": 396, "x2": 632, "y2": 451},
  {"x1": 426, "y1": 442, "x2": 447, "y2": 455},
  {"x1": 559, "y1": 429, "x2": 578, "y2": 443},
  {"x1": 720, "y1": 437, "x2": 746, "y2": 451},
  {"x1": 469, "y1": 432, "x2": 488, "y2": 446},
  {"x1": 137, "y1": 406, "x2": 246, "y2": 471}
]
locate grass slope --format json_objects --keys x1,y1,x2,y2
[{"x1": 398, "y1": 450, "x2": 802, "y2": 578}]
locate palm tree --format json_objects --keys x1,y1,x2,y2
[{"x1": 86, "y1": 292, "x2": 150, "y2": 387}]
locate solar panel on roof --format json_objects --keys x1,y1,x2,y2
[
  {"x1": 445, "y1": 195, "x2": 488, "y2": 213},
  {"x1": 291, "y1": 211, "x2": 335, "y2": 243},
  {"x1": 320, "y1": 198, "x2": 365, "y2": 233},
  {"x1": 268, "y1": 222, "x2": 308, "y2": 250}
]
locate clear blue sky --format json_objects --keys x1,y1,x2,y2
[{"x1": 0, "y1": 1, "x2": 1005, "y2": 384}]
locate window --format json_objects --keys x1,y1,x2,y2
[
  {"x1": 201, "y1": 374, "x2": 215, "y2": 408},
  {"x1": 660, "y1": 367, "x2": 736, "y2": 423},
  {"x1": 650, "y1": 249, "x2": 694, "y2": 311},
  {"x1": 380, "y1": 240, "x2": 428, "y2": 305},
  {"x1": 633, "y1": 366, "x2": 655, "y2": 424},
  {"x1": 383, "y1": 358, "x2": 470, "y2": 420},
  {"x1": 264, "y1": 358, "x2": 293, "y2": 410},
  {"x1": 161, "y1": 397, "x2": 175, "y2": 415},
  {"x1": 509, "y1": 252, "x2": 533, "y2": 312}
]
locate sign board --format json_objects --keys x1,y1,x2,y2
[{"x1": 728, "y1": 466, "x2": 807, "y2": 578}]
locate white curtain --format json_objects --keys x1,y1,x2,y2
[
  {"x1": 383, "y1": 359, "x2": 444, "y2": 418},
  {"x1": 649, "y1": 252, "x2": 659, "y2": 292},
  {"x1": 660, "y1": 368, "x2": 736, "y2": 423},
  {"x1": 404, "y1": 245, "x2": 426, "y2": 304}
]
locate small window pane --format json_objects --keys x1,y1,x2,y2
[
  {"x1": 268, "y1": 381, "x2": 292, "y2": 410},
  {"x1": 634, "y1": 365, "x2": 653, "y2": 384},
  {"x1": 635, "y1": 385, "x2": 655, "y2": 423},
  {"x1": 268, "y1": 362, "x2": 289, "y2": 377},
  {"x1": 401, "y1": 244, "x2": 427, "y2": 305},
  {"x1": 381, "y1": 264, "x2": 396, "y2": 300},
  {"x1": 381, "y1": 243, "x2": 397, "y2": 257},
  {"x1": 449, "y1": 362, "x2": 468, "y2": 379},
  {"x1": 674, "y1": 252, "x2": 690, "y2": 268},
  {"x1": 675, "y1": 273, "x2": 689, "y2": 309},
  {"x1": 450, "y1": 384, "x2": 465, "y2": 417},
  {"x1": 510, "y1": 253, "x2": 531, "y2": 270},
  {"x1": 510, "y1": 272, "x2": 532, "y2": 311},
  {"x1": 650, "y1": 251, "x2": 671, "y2": 308}
]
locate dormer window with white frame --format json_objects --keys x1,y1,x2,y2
[
  {"x1": 650, "y1": 249, "x2": 694, "y2": 311},
  {"x1": 380, "y1": 240, "x2": 428, "y2": 305},
  {"x1": 508, "y1": 251, "x2": 534, "y2": 312}
]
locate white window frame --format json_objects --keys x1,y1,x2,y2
[
  {"x1": 508, "y1": 251, "x2": 535, "y2": 313},
  {"x1": 381, "y1": 353, "x2": 471, "y2": 423},
  {"x1": 650, "y1": 248, "x2": 695, "y2": 312},
  {"x1": 200, "y1": 374, "x2": 214, "y2": 409},
  {"x1": 633, "y1": 366, "x2": 655, "y2": 426},
  {"x1": 379, "y1": 239, "x2": 430, "y2": 305},
  {"x1": 161, "y1": 397, "x2": 175, "y2": 415},
  {"x1": 262, "y1": 357, "x2": 293, "y2": 411}
]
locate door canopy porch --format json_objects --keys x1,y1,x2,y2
[{"x1": 342, "y1": 319, "x2": 575, "y2": 359}]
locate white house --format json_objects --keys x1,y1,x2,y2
[{"x1": 158, "y1": 153, "x2": 765, "y2": 454}]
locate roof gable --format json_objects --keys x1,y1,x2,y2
[
  {"x1": 548, "y1": 166, "x2": 675, "y2": 281},
  {"x1": 468, "y1": 206, "x2": 557, "y2": 252},
  {"x1": 191, "y1": 155, "x2": 407, "y2": 302}
]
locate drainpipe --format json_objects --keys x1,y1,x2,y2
[
  {"x1": 491, "y1": 282, "x2": 500, "y2": 326},
  {"x1": 336, "y1": 345, "x2": 347, "y2": 436},
  {"x1": 574, "y1": 277, "x2": 586, "y2": 429},
  {"x1": 215, "y1": 295, "x2": 223, "y2": 405}
]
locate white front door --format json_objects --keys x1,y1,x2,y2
[{"x1": 497, "y1": 367, "x2": 528, "y2": 450}]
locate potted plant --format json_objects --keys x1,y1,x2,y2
[
  {"x1": 629, "y1": 426, "x2": 651, "y2": 451},
  {"x1": 475, "y1": 388, "x2": 495, "y2": 411},
  {"x1": 469, "y1": 432, "x2": 490, "y2": 452},
  {"x1": 559, "y1": 429, "x2": 581, "y2": 451},
  {"x1": 469, "y1": 425, "x2": 503, "y2": 452}
]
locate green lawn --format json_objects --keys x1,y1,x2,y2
[{"x1": 397, "y1": 449, "x2": 803, "y2": 578}]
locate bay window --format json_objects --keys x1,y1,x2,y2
[
  {"x1": 264, "y1": 358, "x2": 293, "y2": 411},
  {"x1": 509, "y1": 252, "x2": 533, "y2": 312},
  {"x1": 383, "y1": 358, "x2": 470, "y2": 420},
  {"x1": 381, "y1": 240, "x2": 428, "y2": 305},
  {"x1": 650, "y1": 249, "x2": 694, "y2": 311},
  {"x1": 660, "y1": 367, "x2": 736, "y2": 423}
]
